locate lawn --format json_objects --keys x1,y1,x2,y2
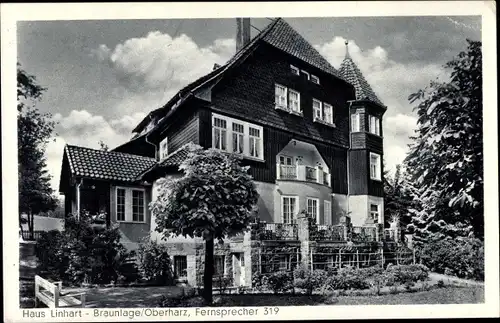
[{"x1": 216, "y1": 286, "x2": 484, "y2": 306}]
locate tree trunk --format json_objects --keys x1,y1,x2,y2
[{"x1": 203, "y1": 238, "x2": 214, "y2": 305}]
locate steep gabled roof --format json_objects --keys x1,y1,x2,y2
[
  {"x1": 63, "y1": 145, "x2": 156, "y2": 182},
  {"x1": 131, "y1": 18, "x2": 347, "y2": 136},
  {"x1": 262, "y1": 18, "x2": 343, "y2": 79},
  {"x1": 339, "y1": 54, "x2": 384, "y2": 107}
]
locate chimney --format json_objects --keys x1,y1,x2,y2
[{"x1": 236, "y1": 18, "x2": 251, "y2": 52}]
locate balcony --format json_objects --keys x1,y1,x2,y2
[{"x1": 277, "y1": 164, "x2": 331, "y2": 186}]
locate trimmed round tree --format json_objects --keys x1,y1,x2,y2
[{"x1": 150, "y1": 144, "x2": 259, "y2": 304}]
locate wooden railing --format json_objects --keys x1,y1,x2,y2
[
  {"x1": 279, "y1": 165, "x2": 297, "y2": 179},
  {"x1": 305, "y1": 166, "x2": 317, "y2": 181},
  {"x1": 276, "y1": 163, "x2": 331, "y2": 187}
]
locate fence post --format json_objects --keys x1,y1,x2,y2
[
  {"x1": 339, "y1": 249, "x2": 342, "y2": 268},
  {"x1": 356, "y1": 250, "x2": 359, "y2": 268},
  {"x1": 380, "y1": 248, "x2": 384, "y2": 267}
]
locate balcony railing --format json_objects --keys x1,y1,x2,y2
[
  {"x1": 277, "y1": 163, "x2": 331, "y2": 187},
  {"x1": 251, "y1": 222, "x2": 299, "y2": 240},
  {"x1": 311, "y1": 224, "x2": 345, "y2": 241},
  {"x1": 352, "y1": 226, "x2": 377, "y2": 242}
]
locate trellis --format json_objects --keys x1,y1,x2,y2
[{"x1": 256, "y1": 246, "x2": 301, "y2": 273}]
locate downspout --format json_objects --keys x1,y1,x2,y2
[
  {"x1": 144, "y1": 114, "x2": 158, "y2": 161},
  {"x1": 346, "y1": 100, "x2": 355, "y2": 219},
  {"x1": 76, "y1": 178, "x2": 83, "y2": 220}
]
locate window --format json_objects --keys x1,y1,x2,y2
[
  {"x1": 313, "y1": 99, "x2": 322, "y2": 120},
  {"x1": 212, "y1": 113, "x2": 264, "y2": 160},
  {"x1": 370, "y1": 152, "x2": 382, "y2": 181},
  {"x1": 323, "y1": 103, "x2": 334, "y2": 124},
  {"x1": 370, "y1": 204, "x2": 380, "y2": 223},
  {"x1": 275, "y1": 84, "x2": 287, "y2": 108},
  {"x1": 159, "y1": 137, "x2": 169, "y2": 161},
  {"x1": 282, "y1": 196, "x2": 298, "y2": 224},
  {"x1": 214, "y1": 255, "x2": 226, "y2": 277},
  {"x1": 213, "y1": 117, "x2": 227, "y2": 150},
  {"x1": 351, "y1": 113, "x2": 360, "y2": 132},
  {"x1": 279, "y1": 255, "x2": 291, "y2": 271},
  {"x1": 288, "y1": 89, "x2": 301, "y2": 113},
  {"x1": 115, "y1": 187, "x2": 146, "y2": 222},
  {"x1": 232, "y1": 123, "x2": 244, "y2": 154},
  {"x1": 290, "y1": 65, "x2": 300, "y2": 75},
  {"x1": 116, "y1": 188, "x2": 126, "y2": 221},
  {"x1": 300, "y1": 70, "x2": 310, "y2": 80},
  {"x1": 311, "y1": 74, "x2": 320, "y2": 84},
  {"x1": 324, "y1": 200, "x2": 332, "y2": 225},
  {"x1": 174, "y1": 256, "x2": 187, "y2": 279},
  {"x1": 307, "y1": 198, "x2": 320, "y2": 224},
  {"x1": 369, "y1": 115, "x2": 381, "y2": 136},
  {"x1": 279, "y1": 155, "x2": 293, "y2": 166},
  {"x1": 249, "y1": 127, "x2": 262, "y2": 158}
]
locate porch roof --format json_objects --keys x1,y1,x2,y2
[{"x1": 64, "y1": 145, "x2": 157, "y2": 182}]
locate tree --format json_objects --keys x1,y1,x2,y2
[
  {"x1": 404, "y1": 39, "x2": 483, "y2": 243},
  {"x1": 150, "y1": 144, "x2": 259, "y2": 304},
  {"x1": 384, "y1": 164, "x2": 415, "y2": 230},
  {"x1": 18, "y1": 63, "x2": 58, "y2": 235}
]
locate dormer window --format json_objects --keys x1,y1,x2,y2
[
  {"x1": 369, "y1": 115, "x2": 381, "y2": 136},
  {"x1": 311, "y1": 74, "x2": 320, "y2": 85},
  {"x1": 290, "y1": 65, "x2": 300, "y2": 75},
  {"x1": 159, "y1": 137, "x2": 169, "y2": 161},
  {"x1": 300, "y1": 70, "x2": 310, "y2": 80},
  {"x1": 369, "y1": 152, "x2": 382, "y2": 181}
]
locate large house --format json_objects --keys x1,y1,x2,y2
[{"x1": 59, "y1": 18, "x2": 389, "y2": 287}]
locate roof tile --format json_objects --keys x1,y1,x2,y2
[
  {"x1": 65, "y1": 145, "x2": 156, "y2": 182},
  {"x1": 339, "y1": 56, "x2": 384, "y2": 106}
]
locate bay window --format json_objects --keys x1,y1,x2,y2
[
  {"x1": 115, "y1": 187, "x2": 145, "y2": 222},
  {"x1": 351, "y1": 113, "x2": 360, "y2": 132},
  {"x1": 212, "y1": 113, "x2": 264, "y2": 160},
  {"x1": 369, "y1": 115, "x2": 381, "y2": 136}
]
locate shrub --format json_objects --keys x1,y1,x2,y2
[
  {"x1": 386, "y1": 264, "x2": 429, "y2": 287},
  {"x1": 137, "y1": 240, "x2": 175, "y2": 285},
  {"x1": 418, "y1": 237, "x2": 484, "y2": 281},
  {"x1": 35, "y1": 214, "x2": 135, "y2": 285},
  {"x1": 323, "y1": 266, "x2": 370, "y2": 291},
  {"x1": 294, "y1": 266, "x2": 327, "y2": 295},
  {"x1": 266, "y1": 271, "x2": 294, "y2": 294},
  {"x1": 213, "y1": 275, "x2": 233, "y2": 294},
  {"x1": 251, "y1": 272, "x2": 269, "y2": 292}
]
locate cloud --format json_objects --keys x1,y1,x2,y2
[
  {"x1": 47, "y1": 110, "x2": 146, "y2": 193},
  {"x1": 385, "y1": 114, "x2": 418, "y2": 139}
]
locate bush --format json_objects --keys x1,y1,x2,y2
[
  {"x1": 293, "y1": 266, "x2": 327, "y2": 295},
  {"x1": 252, "y1": 271, "x2": 293, "y2": 294},
  {"x1": 213, "y1": 275, "x2": 233, "y2": 294},
  {"x1": 137, "y1": 240, "x2": 175, "y2": 285},
  {"x1": 323, "y1": 266, "x2": 370, "y2": 291},
  {"x1": 418, "y1": 237, "x2": 484, "y2": 281},
  {"x1": 35, "y1": 214, "x2": 135, "y2": 285},
  {"x1": 386, "y1": 264, "x2": 429, "y2": 287}
]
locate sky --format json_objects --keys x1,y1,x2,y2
[{"x1": 17, "y1": 16, "x2": 481, "y2": 193}]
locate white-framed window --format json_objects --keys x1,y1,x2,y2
[
  {"x1": 351, "y1": 113, "x2": 361, "y2": 132},
  {"x1": 249, "y1": 127, "x2": 262, "y2": 159},
  {"x1": 279, "y1": 155, "x2": 293, "y2": 166},
  {"x1": 313, "y1": 99, "x2": 322, "y2": 120},
  {"x1": 323, "y1": 103, "x2": 334, "y2": 124},
  {"x1": 213, "y1": 116, "x2": 227, "y2": 150},
  {"x1": 369, "y1": 115, "x2": 381, "y2": 136},
  {"x1": 300, "y1": 70, "x2": 310, "y2": 80},
  {"x1": 214, "y1": 255, "x2": 226, "y2": 277},
  {"x1": 324, "y1": 200, "x2": 332, "y2": 225},
  {"x1": 232, "y1": 122, "x2": 244, "y2": 154},
  {"x1": 115, "y1": 187, "x2": 146, "y2": 223},
  {"x1": 288, "y1": 89, "x2": 301, "y2": 113},
  {"x1": 282, "y1": 196, "x2": 298, "y2": 224},
  {"x1": 173, "y1": 255, "x2": 187, "y2": 279},
  {"x1": 370, "y1": 204, "x2": 380, "y2": 223},
  {"x1": 211, "y1": 113, "x2": 264, "y2": 160},
  {"x1": 311, "y1": 74, "x2": 320, "y2": 85},
  {"x1": 369, "y1": 152, "x2": 382, "y2": 181},
  {"x1": 307, "y1": 198, "x2": 320, "y2": 224},
  {"x1": 159, "y1": 137, "x2": 169, "y2": 161},
  {"x1": 290, "y1": 65, "x2": 300, "y2": 75},
  {"x1": 275, "y1": 84, "x2": 288, "y2": 108},
  {"x1": 279, "y1": 255, "x2": 291, "y2": 271}
]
